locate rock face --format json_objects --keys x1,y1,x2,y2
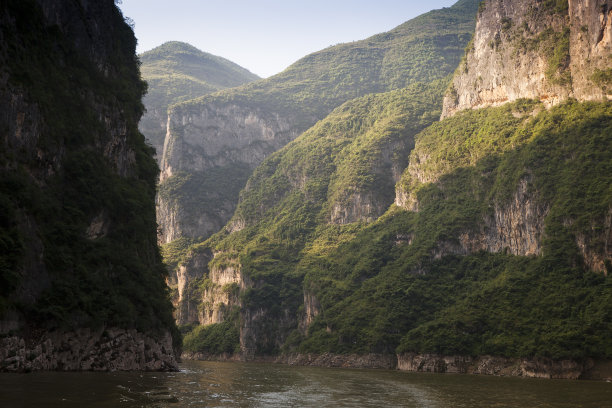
[
  {"x1": 139, "y1": 41, "x2": 259, "y2": 163},
  {"x1": 168, "y1": 249, "x2": 213, "y2": 326},
  {"x1": 429, "y1": 177, "x2": 548, "y2": 258},
  {"x1": 1, "y1": 328, "x2": 177, "y2": 372},
  {"x1": 397, "y1": 353, "x2": 597, "y2": 380},
  {"x1": 0, "y1": 0, "x2": 178, "y2": 370},
  {"x1": 157, "y1": 104, "x2": 303, "y2": 244},
  {"x1": 442, "y1": 0, "x2": 612, "y2": 118}
]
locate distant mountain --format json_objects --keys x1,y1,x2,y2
[{"x1": 139, "y1": 41, "x2": 259, "y2": 161}]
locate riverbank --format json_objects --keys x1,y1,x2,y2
[{"x1": 181, "y1": 351, "x2": 612, "y2": 381}]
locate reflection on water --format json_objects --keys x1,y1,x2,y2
[{"x1": 0, "y1": 360, "x2": 611, "y2": 407}]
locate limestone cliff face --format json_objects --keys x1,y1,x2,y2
[
  {"x1": 157, "y1": 103, "x2": 305, "y2": 244},
  {"x1": 441, "y1": 0, "x2": 612, "y2": 118},
  {"x1": 169, "y1": 249, "x2": 213, "y2": 326},
  {"x1": 434, "y1": 178, "x2": 548, "y2": 259},
  {"x1": 169, "y1": 249, "x2": 246, "y2": 327},
  {"x1": 161, "y1": 104, "x2": 302, "y2": 182}
]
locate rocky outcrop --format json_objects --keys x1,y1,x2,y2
[
  {"x1": 170, "y1": 249, "x2": 247, "y2": 327},
  {"x1": 397, "y1": 353, "x2": 600, "y2": 380},
  {"x1": 430, "y1": 177, "x2": 548, "y2": 259},
  {"x1": 199, "y1": 261, "x2": 244, "y2": 325},
  {"x1": 0, "y1": 328, "x2": 177, "y2": 372},
  {"x1": 281, "y1": 353, "x2": 397, "y2": 369},
  {"x1": 442, "y1": 0, "x2": 612, "y2": 118},
  {"x1": 170, "y1": 249, "x2": 213, "y2": 326},
  {"x1": 299, "y1": 290, "x2": 321, "y2": 334},
  {"x1": 576, "y1": 208, "x2": 612, "y2": 274}
]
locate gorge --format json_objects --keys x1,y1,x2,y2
[
  {"x1": 0, "y1": 0, "x2": 610, "y2": 382},
  {"x1": 150, "y1": 0, "x2": 612, "y2": 380}
]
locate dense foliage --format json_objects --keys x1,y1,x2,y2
[
  {"x1": 183, "y1": 308, "x2": 241, "y2": 355},
  {"x1": 297, "y1": 100, "x2": 612, "y2": 358},
  {"x1": 178, "y1": 0, "x2": 611, "y2": 362},
  {"x1": 0, "y1": 0, "x2": 178, "y2": 343}
]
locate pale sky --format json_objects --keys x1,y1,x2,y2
[{"x1": 118, "y1": 0, "x2": 459, "y2": 78}]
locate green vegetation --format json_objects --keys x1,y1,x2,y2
[
  {"x1": 175, "y1": 0, "x2": 480, "y2": 125},
  {"x1": 0, "y1": 0, "x2": 177, "y2": 344},
  {"x1": 139, "y1": 41, "x2": 259, "y2": 156},
  {"x1": 190, "y1": 97, "x2": 611, "y2": 358},
  {"x1": 158, "y1": 164, "x2": 253, "y2": 236},
  {"x1": 177, "y1": 0, "x2": 611, "y2": 363},
  {"x1": 172, "y1": 1, "x2": 482, "y2": 355},
  {"x1": 591, "y1": 68, "x2": 612, "y2": 92},
  {"x1": 297, "y1": 100, "x2": 612, "y2": 358},
  {"x1": 183, "y1": 308, "x2": 241, "y2": 354}
]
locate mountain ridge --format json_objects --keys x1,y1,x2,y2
[{"x1": 139, "y1": 41, "x2": 259, "y2": 161}]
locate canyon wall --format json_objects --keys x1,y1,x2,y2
[
  {"x1": 442, "y1": 0, "x2": 612, "y2": 118},
  {"x1": 0, "y1": 0, "x2": 178, "y2": 370}
]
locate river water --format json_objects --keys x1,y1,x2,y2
[{"x1": 0, "y1": 360, "x2": 611, "y2": 407}]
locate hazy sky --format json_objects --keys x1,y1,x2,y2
[{"x1": 118, "y1": 0, "x2": 459, "y2": 78}]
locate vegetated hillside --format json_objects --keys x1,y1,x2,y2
[
  {"x1": 180, "y1": 79, "x2": 450, "y2": 355},
  {"x1": 139, "y1": 41, "x2": 259, "y2": 161},
  {"x1": 160, "y1": 0, "x2": 482, "y2": 323},
  {"x1": 180, "y1": 0, "x2": 612, "y2": 375},
  {"x1": 0, "y1": 0, "x2": 178, "y2": 371},
  {"x1": 300, "y1": 100, "x2": 611, "y2": 360}
]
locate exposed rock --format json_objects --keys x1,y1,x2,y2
[
  {"x1": 171, "y1": 249, "x2": 213, "y2": 326},
  {"x1": 199, "y1": 262, "x2": 244, "y2": 325},
  {"x1": 282, "y1": 353, "x2": 397, "y2": 369},
  {"x1": 444, "y1": 177, "x2": 548, "y2": 258},
  {"x1": 161, "y1": 104, "x2": 301, "y2": 182},
  {"x1": 0, "y1": 328, "x2": 177, "y2": 372},
  {"x1": 156, "y1": 104, "x2": 303, "y2": 244},
  {"x1": 442, "y1": 0, "x2": 612, "y2": 119},
  {"x1": 397, "y1": 353, "x2": 597, "y2": 380},
  {"x1": 299, "y1": 290, "x2": 321, "y2": 334},
  {"x1": 575, "y1": 208, "x2": 612, "y2": 274}
]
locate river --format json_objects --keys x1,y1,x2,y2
[{"x1": 0, "y1": 360, "x2": 611, "y2": 407}]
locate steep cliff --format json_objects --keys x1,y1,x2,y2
[
  {"x1": 0, "y1": 0, "x2": 178, "y2": 371},
  {"x1": 139, "y1": 41, "x2": 258, "y2": 162},
  {"x1": 442, "y1": 0, "x2": 612, "y2": 118}
]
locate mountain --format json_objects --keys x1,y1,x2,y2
[
  {"x1": 168, "y1": 0, "x2": 479, "y2": 333},
  {"x1": 0, "y1": 0, "x2": 178, "y2": 371},
  {"x1": 179, "y1": 0, "x2": 612, "y2": 379},
  {"x1": 139, "y1": 41, "x2": 259, "y2": 161},
  {"x1": 158, "y1": 1, "x2": 482, "y2": 325}
]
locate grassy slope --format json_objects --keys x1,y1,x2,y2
[{"x1": 176, "y1": 1, "x2": 478, "y2": 121}]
